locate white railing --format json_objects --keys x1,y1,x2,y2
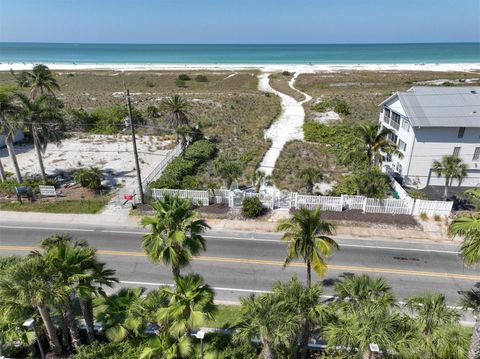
[
  {"x1": 297, "y1": 195, "x2": 343, "y2": 212},
  {"x1": 149, "y1": 188, "x2": 453, "y2": 217},
  {"x1": 142, "y1": 143, "x2": 184, "y2": 191},
  {"x1": 412, "y1": 200, "x2": 453, "y2": 216},
  {"x1": 152, "y1": 188, "x2": 210, "y2": 206}
]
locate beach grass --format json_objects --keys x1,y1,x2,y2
[
  {"x1": 204, "y1": 304, "x2": 242, "y2": 329},
  {"x1": 296, "y1": 70, "x2": 480, "y2": 124},
  {"x1": 269, "y1": 72, "x2": 305, "y2": 101}
]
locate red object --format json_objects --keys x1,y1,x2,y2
[{"x1": 123, "y1": 194, "x2": 134, "y2": 201}]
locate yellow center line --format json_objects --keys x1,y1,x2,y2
[{"x1": 1, "y1": 245, "x2": 479, "y2": 281}]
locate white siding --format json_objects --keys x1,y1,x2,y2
[
  {"x1": 407, "y1": 127, "x2": 480, "y2": 188},
  {"x1": 0, "y1": 130, "x2": 24, "y2": 147}
]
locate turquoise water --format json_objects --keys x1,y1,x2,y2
[{"x1": 0, "y1": 43, "x2": 479, "y2": 64}]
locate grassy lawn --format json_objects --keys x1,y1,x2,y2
[
  {"x1": 272, "y1": 140, "x2": 346, "y2": 192},
  {"x1": 0, "y1": 197, "x2": 109, "y2": 214},
  {"x1": 296, "y1": 70, "x2": 480, "y2": 125},
  {"x1": 269, "y1": 72, "x2": 305, "y2": 101},
  {"x1": 204, "y1": 304, "x2": 242, "y2": 329}
]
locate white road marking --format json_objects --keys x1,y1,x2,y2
[
  {"x1": 340, "y1": 243, "x2": 458, "y2": 254},
  {"x1": 102, "y1": 230, "x2": 145, "y2": 235},
  {"x1": 0, "y1": 225, "x2": 94, "y2": 232},
  {"x1": 120, "y1": 280, "x2": 272, "y2": 293}
]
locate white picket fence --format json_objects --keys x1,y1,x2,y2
[
  {"x1": 151, "y1": 189, "x2": 210, "y2": 206},
  {"x1": 150, "y1": 188, "x2": 453, "y2": 216}
]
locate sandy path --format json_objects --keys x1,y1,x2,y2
[{"x1": 257, "y1": 72, "x2": 312, "y2": 176}]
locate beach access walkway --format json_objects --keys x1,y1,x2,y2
[{"x1": 257, "y1": 72, "x2": 312, "y2": 176}]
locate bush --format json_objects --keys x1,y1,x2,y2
[
  {"x1": 184, "y1": 140, "x2": 216, "y2": 163},
  {"x1": 175, "y1": 79, "x2": 187, "y2": 88},
  {"x1": 242, "y1": 196, "x2": 264, "y2": 218},
  {"x1": 195, "y1": 74, "x2": 208, "y2": 82},
  {"x1": 420, "y1": 212, "x2": 429, "y2": 221},
  {"x1": 332, "y1": 168, "x2": 390, "y2": 199},
  {"x1": 0, "y1": 177, "x2": 56, "y2": 195},
  {"x1": 161, "y1": 158, "x2": 197, "y2": 181},
  {"x1": 409, "y1": 190, "x2": 428, "y2": 200},
  {"x1": 282, "y1": 71, "x2": 292, "y2": 76},
  {"x1": 74, "y1": 339, "x2": 147, "y2": 359},
  {"x1": 74, "y1": 167, "x2": 103, "y2": 190},
  {"x1": 178, "y1": 74, "x2": 191, "y2": 81},
  {"x1": 145, "y1": 80, "x2": 155, "y2": 88},
  {"x1": 311, "y1": 98, "x2": 350, "y2": 115}
]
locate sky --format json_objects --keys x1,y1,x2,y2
[{"x1": 0, "y1": 0, "x2": 479, "y2": 44}]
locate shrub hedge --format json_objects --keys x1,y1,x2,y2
[{"x1": 242, "y1": 196, "x2": 264, "y2": 218}]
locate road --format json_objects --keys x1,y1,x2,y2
[{"x1": 0, "y1": 220, "x2": 478, "y2": 305}]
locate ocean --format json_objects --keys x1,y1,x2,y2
[{"x1": 0, "y1": 43, "x2": 479, "y2": 65}]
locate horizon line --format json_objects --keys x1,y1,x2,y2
[{"x1": 1, "y1": 41, "x2": 479, "y2": 46}]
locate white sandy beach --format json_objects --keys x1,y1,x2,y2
[{"x1": 1, "y1": 62, "x2": 479, "y2": 73}]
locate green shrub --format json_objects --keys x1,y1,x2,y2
[
  {"x1": 145, "y1": 80, "x2": 155, "y2": 88},
  {"x1": 282, "y1": 71, "x2": 292, "y2": 76},
  {"x1": 420, "y1": 212, "x2": 429, "y2": 221},
  {"x1": 0, "y1": 177, "x2": 55, "y2": 195},
  {"x1": 145, "y1": 105, "x2": 158, "y2": 118},
  {"x1": 332, "y1": 168, "x2": 390, "y2": 199},
  {"x1": 184, "y1": 140, "x2": 216, "y2": 163},
  {"x1": 74, "y1": 339, "x2": 147, "y2": 359},
  {"x1": 178, "y1": 74, "x2": 191, "y2": 81},
  {"x1": 74, "y1": 167, "x2": 103, "y2": 190},
  {"x1": 242, "y1": 196, "x2": 264, "y2": 218},
  {"x1": 459, "y1": 188, "x2": 480, "y2": 210},
  {"x1": 175, "y1": 79, "x2": 187, "y2": 88},
  {"x1": 311, "y1": 101, "x2": 329, "y2": 112},
  {"x1": 333, "y1": 98, "x2": 350, "y2": 115},
  {"x1": 195, "y1": 74, "x2": 208, "y2": 82},
  {"x1": 161, "y1": 158, "x2": 197, "y2": 180},
  {"x1": 181, "y1": 175, "x2": 201, "y2": 189},
  {"x1": 434, "y1": 214, "x2": 441, "y2": 221},
  {"x1": 311, "y1": 98, "x2": 350, "y2": 115}
]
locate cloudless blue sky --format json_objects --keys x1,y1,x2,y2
[{"x1": 0, "y1": 0, "x2": 479, "y2": 44}]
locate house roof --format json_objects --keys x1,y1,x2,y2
[{"x1": 383, "y1": 86, "x2": 480, "y2": 128}]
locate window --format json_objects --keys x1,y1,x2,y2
[
  {"x1": 458, "y1": 127, "x2": 466, "y2": 138},
  {"x1": 396, "y1": 163, "x2": 403, "y2": 175},
  {"x1": 390, "y1": 112, "x2": 401, "y2": 130},
  {"x1": 453, "y1": 147, "x2": 461, "y2": 156},
  {"x1": 383, "y1": 108, "x2": 391, "y2": 124},
  {"x1": 473, "y1": 147, "x2": 480, "y2": 161},
  {"x1": 388, "y1": 132, "x2": 398, "y2": 144},
  {"x1": 401, "y1": 119, "x2": 410, "y2": 132},
  {"x1": 398, "y1": 139, "x2": 407, "y2": 152}
]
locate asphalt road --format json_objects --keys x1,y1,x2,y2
[{"x1": 0, "y1": 220, "x2": 478, "y2": 305}]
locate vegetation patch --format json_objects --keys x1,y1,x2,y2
[
  {"x1": 0, "y1": 197, "x2": 109, "y2": 214},
  {"x1": 311, "y1": 97, "x2": 350, "y2": 115},
  {"x1": 269, "y1": 72, "x2": 305, "y2": 101},
  {"x1": 242, "y1": 196, "x2": 264, "y2": 218}
]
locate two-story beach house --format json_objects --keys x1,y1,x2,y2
[{"x1": 379, "y1": 86, "x2": 480, "y2": 189}]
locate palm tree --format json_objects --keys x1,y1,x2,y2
[
  {"x1": 16, "y1": 93, "x2": 64, "y2": 182},
  {"x1": 160, "y1": 95, "x2": 192, "y2": 141},
  {"x1": 449, "y1": 216, "x2": 480, "y2": 358},
  {"x1": 252, "y1": 170, "x2": 271, "y2": 192},
  {"x1": 234, "y1": 293, "x2": 301, "y2": 359},
  {"x1": 432, "y1": 155, "x2": 468, "y2": 200},
  {"x1": 0, "y1": 256, "x2": 63, "y2": 356},
  {"x1": 406, "y1": 293, "x2": 460, "y2": 336},
  {"x1": 141, "y1": 333, "x2": 192, "y2": 359},
  {"x1": 94, "y1": 287, "x2": 144, "y2": 342},
  {"x1": 141, "y1": 195, "x2": 210, "y2": 279},
  {"x1": 12, "y1": 64, "x2": 60, "y2": 99},
  {"x1": 299, "y1": 167, "x2": 323, "y2": 195},
  {"x1": 214, "y1": 153, "x2": 242, "y2": 189},
  {"x1": 157, "y1": 273, "x2": 216, "y2": 337},
  {"x1": 461, "y1": 289, "x2": 480, "y2": 359},
  {"x1": 449, "y1": 215, "x2": 480, "y2": 266},
  {"x1": 326, "y1": 274, "x2": 415, "y2": 358},
  {"x1": 271, "y1": 276, "x2": 328, "y2": 357},
  {"x1": 357, "y1": 123, "x2": 402, "y2": 167},
  {"x1": 0, "y1": 86, "x2": 23, "y2": 183},
  {"x1": 277, "y1": 207, "x2": 338, "y2": 287}
]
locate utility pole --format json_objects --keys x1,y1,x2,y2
[{"x1": 125, "y1": 88, "x2": 145, "y2": 204}]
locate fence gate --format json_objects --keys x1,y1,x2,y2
[{"x1": 276, "y1": 190, "x2": 292, "y2": 209}]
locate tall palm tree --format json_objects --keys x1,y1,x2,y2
[
  {"x1": 12, "y1": 64, "x2": 60, "y2": 99},
  {"x1": 94, "y1": 287, "x2": 145, "y2": 342},
  {"x1": 357, "y1": 123, "x2": 402, "y2": 167},
  {"x1": 160, "y1": 95, "x2": 192, "y2": 141},
  {"x1": 461, "y1": 289, "x2": 480, "y2": 359},
  {"x1": 0, "y1": 256, "x2": 63, "y2": 356},
  {"x1": 432, "y1": 155, "x2": 468, "y2": 200},
  {"x1": 277, "y1": 207, "x2": 338, "y2": 287},
  {"x1": 0, "y1": 86, "x2": 23, "y2": 183},
  {"x1": 16, "y1": 93, "x2": 64, "y2": 182},
  {"x1": 234, "y1": 293, "x2": 301, "y2": 359},
  {"x1": 299, "y1": 167, "x2": 323, "y2": 195},
  {"x1": 141, "y1": 195, "x2": 210, "y2": 279},
  {"x1": 449, "y1": 215, "x2": 480, "y2": 358},
  {"x1": 157, "y1": 273, "x2": 216, "y2": 337}
]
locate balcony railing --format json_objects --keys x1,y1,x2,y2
[{"x1": 383, "y1": 115, "x2": 400, "y2": 131}]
